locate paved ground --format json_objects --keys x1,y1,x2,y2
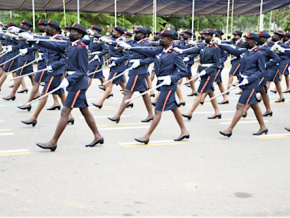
[{"x1": 1, "y1": 64, "x2": 290, "y2": 216}]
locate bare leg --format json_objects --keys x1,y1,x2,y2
[
  {"x1": 250, "y1": 103, "x2": 267, "y2": 132},
  {"x1": 284, "y1": 74, "x2": 290, "y2": 91},
  {"x1": 111, "y1": 89, "x2": 133, "y2": 120},
  {"x1": 52, "y1": 94, "x2": 60, "y2": 107},
  {"x1": 142, "y1": 92, "x2": 154, "y2": 120},
  {"x1": 20, "y1": 81, "x2": 40, "y2": 106},
  {"x1": 80, "y1": 107, "x2": 102, "y2": 144},
  {"x1": 88, "y1": 77, "x2": 92, "y2": 87},
  {"x1": 221, "y1": 103, "x2": 246, "y2": 134},
  {"x1": 275, "y1": 81, "x2": 284, "y2": 101},
  {"x1": 95, "y1": 82, "x2": 113, "y2": 106},
  {"x1": 227, "y1": 74, "x2": 234, "y2": 91},
  {"x1": 184, "y1": 92, "x2": 203, "y2": 116},
  {"x1": 260, "y1": 87, "x2": 271, "y2": 114},
  {"x1": 145, "y1": 76, "x2": 154, "y2": 96},
  {"x1": 4, "y1": 77, "x2": 22, "y2": 98},
  {"x1": 176, "y1": 87, "x2": 185, "y2": 104},
  {"x1": 24, "y1": 95, "x2": 49, "y2": 121},
  {"x1": 217, "y1": 82, "x2": 228, "y2": 102},
  {"x1": 20, "y1": 77, "x2": 27, "y2": 91},
  {"x1": 208, "y1": 90, "x2": 221, "y2": 116},
  {"x1": 152, "y1": 91, "x2": 160, "y2": 104},
  {"x1": 137, "y1": 110, "x2": 162, "y2": 141},
  {"x1": 172, "y1": 108, "x2": 188, "y2": 138},
  {"x1": 0, "y1": 72, "x2": 7, "y2": 90}
]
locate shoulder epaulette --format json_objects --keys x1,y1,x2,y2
[{"x1": 80, "y1": 42, "x2": 86, "y2": 47}]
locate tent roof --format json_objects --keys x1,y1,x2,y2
[{"x1": 0, "y1": 0, "x2": 289, "y2": 16}]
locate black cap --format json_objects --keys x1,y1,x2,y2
[
  {"x1": 274, "y1": 30, "x2": 284, "y2": 37},
  {"x1": 114, "y1": 25, "x2": 125, "y2": 34},
  {"x1": 233, "y1": 30, "x2": 243, "y2": 36},
  {"x1": 65, "y1": 25, "x2": 71, "y2": 30},
  {"x1": 71, "y1": 23, "x2": 87, "y2": 35},
  {"x1": 214, "y1": 28, "x2": 224, "y2": 36},
  {"x1": 91, "y1": 25, "x2": 102, "y2": 32},
  {"x1": 8, "y1": 22, "x2": 18, "y2": 27},
  {"x1": 244, "y1": 32, "x2": 259, "y2": 41},
  {"x1": 160, "y1": 29, "x2": 177, "y2": 40},
  {"x1": 38, "y1": 19, "x2": 48, "y2": 26},
  {"x1": 184, "y1": 29, "x2": 193, "y2": 36},
  {"x1": 47, "y1": 20, "x2": 62, "y2": 32},
  {"x1": 285, "y1": 32, "x2": 290, "y2": 37},
  {"x1": 258, "y1": 31, "x2": 270, "y2": 38},
  {"x1": 154, "y1": 31, "x2": 160, "y2": 35},
  {"x1": 145, "y1": 28, "x2": 152, "y2": 35},
  {"x1": 134, "y1": 27, "x2": 147, "y2": 34},
  {"x1": 21, "y1": 19, "x2": 32, "y2": 27},
  {"x1": 125, "y1": 31, "x2": 133, "y2": 37},
  {"x1": 204, "y1": 29, "x2": 216, "y2": 36}
]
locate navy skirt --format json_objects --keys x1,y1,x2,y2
[
  {"x1": 42, "y1": 74, "x2": 64, "y2": 95},
  {"x1": 238, "y1": 80, "x2": 259, "y2": 105},
  {"x1": 229, "y1": 63, "x2": 240, "y2": 76},
  {"x1": 213, "y1": 68, "x2": 223, "y2": 83},
  {"x1": 88, "y1": 63, "x2": 104, "y2": 79},
  {"x1": 64, "y1": 89, "x2": 88, "y2": 108},
  {"x1": 198, "y1": 75, "x2": 215, "y2": 94},
  {"x1": 125, "y1": 74, "x2": 147, "y2": 92},
  {"x1": 155, "y1": 87, "x2": 178, "y2": 112}
]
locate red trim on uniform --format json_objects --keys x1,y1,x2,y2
[
  {"x1": 246, "y1": 89, "x2": 255, "y2": 105},
  {"x1": 38, "y1": 70, "x2": 45, "y2": 83},
  {"x1": 200, "y1": 76, "x2": 211, "y2": 94},
  {"x1": 111, "y1": 72, "x2": 118, "y2": 84},
  {"x1": 273, "y1": 69, "x2": 279, "y2": 82},
  {"x1": 19, "y1": 61, "x2": 27, "y2": 76},
  {"x1": 45, "y1": 76, "x2": 54, "y2": 94},
  {"x1": 259, "y1": 77, "x2": 264, "y2": 85},
  {"x1": 282, "y1": 64, "x2": 289, "y2": 75},
  {"x1": 232, "y1": 64, "x2": 240, "y2": 76},
  {"x1": 213, "y1": 69, "x2": 221, "y2": 82},
  {"x1": 162, "y1": 90, "x2": 172, "y2": 112},
  {"x1": 71, "y1": 90, "x2": 81, "y2": 108},
  {"x1": 130, "y1": 75, "x2": 139, "y2": 92}
]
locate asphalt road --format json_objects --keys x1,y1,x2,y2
[{"x1": 1, "y1": 64, "x2": 290, "y2": 216}]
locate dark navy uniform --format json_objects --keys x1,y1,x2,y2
[
  {"x1": 183, "y1": 43, "x2": 221, "y2": 94},
  {"x1": 3, "y1": 36, "x2": 20, "y2": 73},
  {"x1": 214, "y1": 48, "x2": 228, "y2": 83},
  {"x1": 179, "y1": 39, "x2": 198, "y2": 77},
  {"x1": 37, "y1": 39, "x2": 89, "y2": 108},
  {"x1": 229, "y1": 38, "x2": 245, "y2": 76},
  {"x1": 133, "y1": 45, "x2": 188, "y2": 112},
  {"x1": 219, "y1": 44, "x2": 266, "y2": 105},
  {"x1": 34, "y1": 33, "x2": 49, "y2": 83}
]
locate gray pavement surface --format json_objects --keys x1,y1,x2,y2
[{"x1": 1, "y1": 65, "x2": 290, "y2": 216}]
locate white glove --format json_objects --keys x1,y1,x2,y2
[
  {"x1": 187, "y1": 40, "x2": 196, "y2": 46},
  {"x1": 111, "y1": 61, "x2": 116, "y2": 67},
  {"x1": 173, "y1": 47, "x2": 182, "y2": 54},
  {"x1": 183, "y1": 57, "x2": 190, "y2": 62},
  {"x1": 131, "y1": 59, "x2": 140, "y2": 69},
  {"x1": 92, "y1": 54, "x2": 100, "y2": 62},
  {"x1": 38, "y1": 53, "x2": 44, "y2": 61},
  {"x1": 19, "y1": 48, "x2": 28, "y2": 56},
  {"x1": 4, "y1": 32, "x2": 16, "y2": 38},
  {"x1": 240, "y1": 78, "x2": 249, "y2": 86},
  {"x1": 277, "y1": 45, "x2": 285, "y2": 53},
  {"x1": 60, "y1": 78, "x2": 69, "y2": 88},
  {"x1": 7, "y1": 45, "x2": 12, "y2": 52},
  {"x1": 18, "y1": 32, "x2": 34, "y2": 40},
  {"x1": 213, "y1": 37, "x2": 221, "y2": 45},
  {"x1": 199, "y1": 70, "x2": 207, "y2": 76},
  {"x1": 86, "y1": 29, "x2": 94, "y2": 36},
  {"x1": 1, "y1": 46, "x2": 7, "y2": 53},
  {"x1": 159, "y1": 76, "x2": 171, "y2": 85},
  {"x1": 118, "y1": 41, "x2": 131, "y2": 50},
  {"x1": 8, "y1": 26, "x2": 20, "y2": 34},
  {"x1": 270, "y1": 44, "x2": 278, "y2": 51},
  {"x1": 99, "y1": 36, "x2": 111, "y2": 44},
  {"x1": 47, "y1": 65, "x2": 53, "y2": 72}
]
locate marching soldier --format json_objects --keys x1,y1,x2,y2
[{"x1": 217, "y1": 33, "x2": 268, "y2": 137}]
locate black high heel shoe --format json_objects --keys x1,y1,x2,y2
[
  {"x1": 262, "y1": 111, "x2": 273, "y2": 117},
  {"x1": 85, "y1": 137, "x2": 104, "y2": 147},
  {"x1": 36, "y1": 142, "x2": 57, "y2": 152},
  {"x1": 107, "y1": 117, "x2": 120, "y2": 123},
  {"x1": 285, "y1": 127, "x2": 290, "y2": 132},
  {"x1": 187, "y1": 92, "x2": 197, "y2": 97},
  {"x1": 242, "y1": 112, "x2": 247, "y2": 118},
  {"x1": 283, "y1": 90, "x2": 290, "y2": 93},
  {"x1": 9, "y1": 85, "x2": 14, "y2": 88},
  {"x1": 92, "y1": 103, "x2": 103, "y2": 109},
  {"x1": 67, "y1": 117, "x2": 74, "y2": 125},
  {"x1": 200, "y1": 101, "x2": 204, "y2": 105},
  {"x1": 218, "y1": 100, "x2": 229, "y2": 105},
  {"x1": 134, "y1": 137, "x2": 149, "y2": 144},
  {"x1": 126, "y1": 103, "x2": 134, "y2": 108},
  {"x1": 270, "y1": 90, "x2": 277, "y2": 94},
  {"x1": 219, "y1": 131, "x2": 232, "y2": 138},
  {"x1": 275, "y1": 98, "x2": 285, "y2": 103},
  {"x1": 21, "y1": 120, "x2": 37, "y2": 127},
  {"x1": 98, "y1": 85, "x2": 105, "y2": 91},
  {"x1": 17, "y1": 88, "x2": 28, "y2": 94},
  {"x1": 253, "y1": 129, "x2": 268, "y2": 136},
  {"x1": 151, "y1": 102, "x2": 156, "y2": 106},
  {"x1": 182, "y1": 113, "x2": 192, "y2": 121},
  {"x1": 150, "y1": 94, "x2": 155, "y2": 97},
  {"x1": 178, "y1": 102, "x2": 186, "y2": 107},
  {"x1": 3, "y1": 96, "x2": 16, "y2": 101},
  {"x1": 18, "y1": 105, "x2": 32, "y2": 112},
  {"x1": 208, "y1": 114, "x2": 222, "y2": 119},
  {"x1": 141, "y1": 117, "x2": 154, "y2": 122},
  {"x1": 174, "y1": 133, "x2": 190, "y2": 141},
  {"x1": 106, "y1": 93, "x2": 113, "y2": 99},
  {"x1": 47, "y1": 105, "x2": 61, "y2": 110}
]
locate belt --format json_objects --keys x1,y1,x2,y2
[
  {"x1": 129, "y1": 59, "x2": 139, "y2": 62},
  {"x1": 111, "y1": 57, "x2": 119, "y2": 60},
  {"x1": 90, "y1": 51, "x2": 101, "y2": 55},
  {"x1": 200, "y1": 64, "x2": 214, "y2": 67},
  {"x1": 67, "y1": 71, "x2": 76, "y2": 75}
]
